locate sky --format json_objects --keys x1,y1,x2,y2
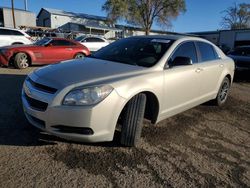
[{"x1": 1, "y1": 0, "x2": 249, "y2": 32}]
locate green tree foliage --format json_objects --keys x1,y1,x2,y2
[
  {"x1": 102, "y1": 0, "x2": 186, "y2": 35},
  {"x1": 221, "y1": 3, "x2": 250, "y2": 29}
]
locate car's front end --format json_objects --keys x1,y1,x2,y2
[
  {"x1": 22, "y1": 78, "x2": 126, "y2": 142},
  {"x1": 21, "y1": 58, "x2": 145, "y2": 142}
]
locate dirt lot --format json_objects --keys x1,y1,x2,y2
[{"x1": 0, "y1": 67, "x2": 249, "y2": 187}]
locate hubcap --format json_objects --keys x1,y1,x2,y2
[
  {"x1": 219, "y1": 81, "x2": 229, "y2": 102},
  {"x1": 19, "y1": 54, "x2": 29, "y2": 68},
  {"x1": 75, "y1": 54, "x2": 85, "y2": 59}
]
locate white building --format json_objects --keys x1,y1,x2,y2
[
  {"x1": 37, "y1": 8, "x2": 120, "y2": 38},
  {"x1": 0, "y1": 7, "x2": 36, "y2": 28},
  {"x1": 36, "y1": 8, "x2": 175, "y2": 39}
]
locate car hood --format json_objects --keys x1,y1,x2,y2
[{"x1": 31, "y1": 58, "x2": 147, "y2": 89}]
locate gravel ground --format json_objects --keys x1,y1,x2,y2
[{"x1": 0, "y1": 67, "x2": 249, "y2": 187}]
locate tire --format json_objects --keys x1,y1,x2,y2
[
  {"x1": 213, "y1": 77, "x2": 230, "y2": 106},
  {"x1": 74, "y1": 53, "x2": 85, "y2": 59},
  {"x1": 120, "y1": 93, "x2": 146, "y2": 146},
  {"x1": 14, "y1": 53, "x2": 30, "y2": 69}
]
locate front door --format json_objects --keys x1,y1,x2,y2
[{"x1": 161, "y1": 41, "x2": 202, "y2": 118}]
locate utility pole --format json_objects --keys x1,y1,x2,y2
[
  {"x1": 11, "y1": 0, "x2": 16, "y2": 28},
  {"x1": 24, "y1": 0, "x2": 28, "y2": 11}
]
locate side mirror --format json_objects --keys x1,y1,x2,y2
[{"x1": 170, "y1": 56, "x2": 193, "y2": 67}]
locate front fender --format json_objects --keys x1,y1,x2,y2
[
  {"x1": 111, "y1": 71, "x2": 164, "y2": 113},
  {"x1": 12, "y1": 50, "x2": 35, "y2": 62}
]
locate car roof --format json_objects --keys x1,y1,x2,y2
[{"x1": 128, "y1": 34, "x2": 190, "y2": 40}]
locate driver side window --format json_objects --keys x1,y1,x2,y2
[{"x1": 169, "y1": 42, "x2": 198, "y2": 66}]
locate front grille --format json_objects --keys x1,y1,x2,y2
[
  {"x1": 51, "y1": 125, "x2": 94, "y2": 135},
  {"x1": 27, "y1": 77, "x2": 57, "y2": 94},
  {"x1": 25, "y1": 93, "x2": 48, "y2": 111}
]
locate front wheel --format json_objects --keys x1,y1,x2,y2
[
  {"x1": 120, "y1": 93, "x2": 146, "y2": 147},
  {"x1": 213, "y1": 77, "x2": 230, "y2": 106},
  {"x1": 74, "y1": 53, "x2": 85, "y2": 59},
  {"x1": 14, "y1": 53, "x2": 30, "y2": 69}
]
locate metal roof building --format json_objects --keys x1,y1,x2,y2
[
  {"x1": 36, "y1": 8, "x2": 120, "y2": 37},
  {"x1": 0, "y1": 7, "x2": 36, "y2": 28}
]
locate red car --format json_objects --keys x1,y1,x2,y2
[{"x1": 0, "y1": 38, "x2": 90, "y2": 69}]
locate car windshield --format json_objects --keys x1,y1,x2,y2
[
  {"x1": 34, "y1": 38, "x2": 51, "y2": 46},
  {"x1": 75, "y1": 35, "x2": 85, "y2": 42},
  {"x1": 90, "y1": 38, "x2": 174, "y2": 67}
]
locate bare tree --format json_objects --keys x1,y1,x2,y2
[
  {"x1": 102, "y1": 0, "x2": 186, "y2": 35},
  {"x1": 221, "y1": 3, "x2": 250, "y2": 29}
]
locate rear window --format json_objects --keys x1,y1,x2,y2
[
  {"x1": 51, "y1": 39, "x2": 76, "y2": 46},
  {"x1": 0, "y1": 28, "x2": 12, "y2": 35},
  {"x1": 85, "y1": 37, "x2": 105, "y2": 42},
  {"x1": 197, "y1": 42, "x2": 219, "y2": 62},
  {"x1": 0, "y1": 29, "x2": 24, "y2": 36},
  {"x1": 10, "y1": 30, "x2": 24, "y2": 36}
]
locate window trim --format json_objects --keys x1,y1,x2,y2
[{"x1": 164, "y1": 40, "x2": 198, "y2": 69}]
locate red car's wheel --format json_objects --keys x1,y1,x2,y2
[
  {"x1": 74, "y1": 53, "x2": 85, "y2": 59},
  {"x1": 14, "y1": 53, "x2": 30, "y2": 69}
]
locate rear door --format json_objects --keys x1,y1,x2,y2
[
  {"x1": 195, "y1": 42, "x2": 222, "y2": 98},
  {"x1": 162, "y1": 41, "x2": 202, "y2": 118}
]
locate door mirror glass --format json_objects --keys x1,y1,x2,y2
[{"x1": 170, "y1": 56, "x2": 193, "y2": 67}]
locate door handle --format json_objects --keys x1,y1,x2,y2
[
  {"x1": 219, "y1": 64, "x2": 224, "y2": 68},
  {"x1": 195, "y1": 68, "x2": 203, "y2": 73}
]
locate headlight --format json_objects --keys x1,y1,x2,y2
[{"x1": 63, "y1": 85, "x2": 113, "y2": 106}]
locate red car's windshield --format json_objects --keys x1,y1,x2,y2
[{"x1": 34, "y1": 38, "x2": 51, "y2": 46}]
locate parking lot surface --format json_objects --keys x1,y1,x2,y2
[{"x1": 0, "y1": 67, "x2": 249, "y2": 187}]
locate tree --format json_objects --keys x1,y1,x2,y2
[
  {"x1": 102, "y1": 0, "x2": 186, "y2": 35},
  {"x1": 221, "y1": 3, "x2": 250, "y2": 29}
]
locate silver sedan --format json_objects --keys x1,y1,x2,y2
[{"x1": 22, "y1": 35, "x2": 235, "y2": 146}]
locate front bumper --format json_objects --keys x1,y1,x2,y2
[{"x1": 22, "y1": 79, "x2": 126, "y2": 143}]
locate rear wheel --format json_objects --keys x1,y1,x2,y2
[
  {"x1": 74, "y1": 53, "x2": 85, "y2": 59},
  {"x1": 14, "y1": 53, "x2": 30, "y2": 69},
  {"x1": 213, "y1": 77, "x2": 230, "y2": 106},
  {"x1": 120, "y1": 93, "x2": 146, "y2": 147}
]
